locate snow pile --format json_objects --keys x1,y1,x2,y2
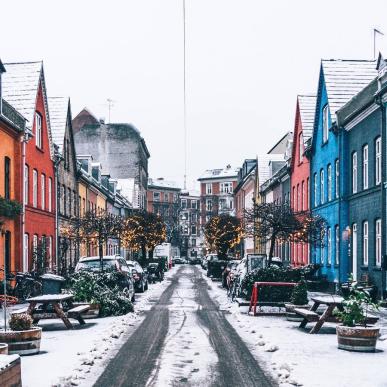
[{"x1": 203, "y1": 270, "x2": 387, "y2": 387}]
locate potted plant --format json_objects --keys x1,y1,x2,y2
[
  {"x1": 335, "y1": 281, "x2": 380, "y2": 352},
  {"x1": 285, "y1": 280, "x2": 309, "y2": 321},
  {"x1": 0, "y1": 313, "x2": 42, "y2": 355}
]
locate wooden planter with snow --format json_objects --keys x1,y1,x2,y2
[
  {"x1": 0, "y1": 344, "x2": 8, "y2": 355},
  {"x1": 0, "y1": 327, "x2": 42, "y2": 355},
  {"x1": 284, "y1": 303, "x2": 309, "y2": 322},
  {"x1": 336, "y1": 325, "x2": 379, "y2": 352}
]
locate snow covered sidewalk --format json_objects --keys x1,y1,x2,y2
[
  {"x1": 204, "y1": 274, "x2": 387, "y2": 387},
  {"x1": 11, "y1": 266, "x2": 178, "y2": 387}
]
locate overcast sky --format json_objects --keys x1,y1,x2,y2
[{"x1": 1, "y1": 0, "x2": 387, "y2": 190}]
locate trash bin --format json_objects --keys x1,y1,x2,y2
[{"x1": 40, "y1": 274, "x2": 66, "y2": 294}]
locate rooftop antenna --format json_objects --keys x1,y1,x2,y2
[
  {"x1": 373, "y1": 28, "x2": 384, "y2": 59},
  {"x1": 183, "y1": 0, "x2": 188, "y2": 190},
  {"x1": 107, "y1": 98, "x2": 115, "y2": 123}
]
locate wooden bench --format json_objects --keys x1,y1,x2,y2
[
  {"x1": 67, "y1": 305, "x2": 90, "y2": 325},
  {"x1": 293, "y1": 308, "x2": 320, "y2": 322},
  {"x1": 11, "y1": 307, "x2": 29, "y2": 315}
]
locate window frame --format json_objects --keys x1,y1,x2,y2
[
  {"x1": 41, "y1": 174, "x2": 45, "y2": 210},
  {"x1": 322, "y1": 105, "x2": 329, "y2": 143},
  {"x1": 320, "y1": 169, "x2": 325, "y2": 204},
  {"x1": 327, "y1": 164, "x2": 332, "y2": 201},
  {"x1": 32, "y1": 169, "x2": 38, "y2": 207},
  {"x1": 335, "y1": 225, "x2": 340, "y2": 265},
  {"x1": 4, "y1": 157, "x2": 10, "y2": 200},
  {"x1": 335, "y1": 159, "x2": 339, "y2": 199},
  {"x1": 376, "y1": 219, "x2": 382, "y2": 267},
  {"x1": 375, "y1": 137, "x2": 381, "y2": 185},
  {"x1": 327, "y1": 227, "x2": 332, "y2": 265},
  {"x1": 48, "y1": 177, "x2": 52, "y2": 212},
  {"x1": 352, "y1": 152, "x2": 358, "y2": 194},
  {"x1": 206, "y1": 183, "x2": 212, "y2": 195},
  {"x1": 35, "y1": 112, "x2": 43, "y2": 149},
  {"x1": 363, "y1": 144, "x2": 368, "y2": 190},
  {"x1": 363, "y1": 221, "x2": 368, "y2": 265}
]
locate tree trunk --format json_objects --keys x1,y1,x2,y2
[
  {"x1": 99, "y1": 239, "x2": 104, "y2": 272},
  {"x1": 268, "y1": 234, "x2": 276, "y2": 266},
  {"x1": 148, "y1": 248, "x2": 154, "y2": 260},
  {"x1": 141, "y1": 244, "x2": 147, "y2": 265}
]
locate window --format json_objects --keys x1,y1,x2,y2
[
  {"x1": 314, "y1": 173, "x2": 317, "y2": 207},
  {"x1": 191, "y1": 238, "x2": 196, "y2": 247},
  {"x1": 301, "y1": 181, "x2": 305, "y2": 211},
  {"x1": 191, "y1": 213, "x2": 197, "y2": 222},
  {"x1": 306, "y1": 178, "x2": 309, "y2": 210},
  {"x1": 4, "y1": 157, "x2": 10, "y2": 199},
  {"x1": 48, "y1": 236, "x2": 53, "y2": 269},
  {"x1": 322, "y1": 105, "x2": 329, "y2": 142},
  {"x1": 376, "y1": 219, "x2": 381, "y2": 267},
  {"x1": 191, "y1": 200, "x2": 196, "y2": 209},
  {"x1": 32, "y1": 169, "x2": 38, "y2": 207},
  {"x1": 41, "y1": 174, "x2": 45, "y2": 210},
  {"x1": 220, "y1": 182, "x2": 233, "y2": 194},
  {"x1": 335, "y1": 225, "x2": 339, "y2": 265},
  {"x1": 23, "y1": 234, "x2": 29, "y2": 272},
  {"x1": 153, "y1": 192, "x2": 160, "y2": 202},
  {"x1": 327, "y1": 164, "x2": 332, "y2": 201},
  {"x1": 219, "y1": 198, "x2": 226, "y2": 210},
  {"x1": 335, "y1": 159, "x2": 339, "y2": 199},
  {"x1": 35, "y1": 112, "x2": 42, "y2": 148},
  {"x1": 191, "y1": 226, "x2": 197, "y2": 235},
  {"x1": 293, "y1": 186, "x2": 296, "y2": 209},
  {"x1": 363, "y1": 145, "x2": 368, "y2": 190},
  {"x1": 181, "y1": 199, "x2": 187, "y2": 209},
  {"x1": 327, "y1": 227, "x2": 332, "y2": 265},
  {"x1": 63, "y1": 185, "x2": 67, "y2": 215},
  {"x1": 299, "y1": 132, "x2": 304, "y2": 162},
  {"x1": 296, "y1": 184, "x2": 300, "y2": 211},
  {"x1": 206, "y1": 199, "x2": 212, "y2": 211},
  {"x1": 320, "y1": 169, "x2": 324, "y2": 204},
  {"x1": 24, "y1": 165, "x2": 29, "y2": 204},
  {"x1": 33, "y1": 234, "x2": 38, "y2": 259},
  {"x1": 4, "y1": 231, "x2": 11, "y2": 274},
  {"x1": 376, "y1": 137, "x2": 381, "y2": 185},
  {"x1": 363, "y1": 221, "x2": 368, "y2": 265},
  {"x1": 320, "y1": 229, "x2": 325, "y2": 265},
  {"x1": 68, "y1": 187, "x2": 72, "y2": 215},
  {"x1": 48, "y1": 178, "x2": 52, "y2": 212},
  {"x1": 206, "y1": 183, "x2": 212, "y2": 194},
  {"x1": 352, "y1": 152, "x2": 357, "y2": 194}
]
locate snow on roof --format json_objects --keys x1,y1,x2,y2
[
  {"x1": 2, "y1": 61, "x2": 42, "y2": 129},
  {"x1": 298, "y1": 94, "x2": 316, "y2": 142},
  {"x1": 257, "y1": 154, "x2": 285, "y2": 185},
  {"x1": 148, "y1": 178, "x2": 181, "y2": 190},
  {"x1": 48, "y1": 97, "x2": 69, "y2": 154},
  {"x1": 322, "y1": 59, "x2": 377, "y2": 120},
  {"x1": 198, "y1": 166, "x2": 239, "y2": 180}
]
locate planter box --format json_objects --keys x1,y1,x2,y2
[
  {"x1": 284, "y1": 303, "x2": 309, "y2": 322},
  {"x1": 0, "y1": 327, "x2": 42, "y2": 355},
  {"x1": 73, "y1": 303, "x2": 100, "y2": 319},
  {"x1": 336, "y1": 325, "x2": 379, "y2": 352}
]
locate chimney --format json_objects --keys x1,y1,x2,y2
[{"x1": 0, "y1": 59, "x2": 6, "y2": 115}]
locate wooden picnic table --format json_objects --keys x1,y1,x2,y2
[
  {"x1": 23, "y1": 294, "x2": 90, "y2": 329},
  {"x1": 297, "y1": 295, "x2": 344, "y2": 334}
]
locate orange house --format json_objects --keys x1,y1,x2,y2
[{"x1": 0, "y1": 61, "x2": 27, "y2": 275}]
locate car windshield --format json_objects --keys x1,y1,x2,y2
[{"x1": 77, "y1": 259, "x2": 116, "y2": 271}]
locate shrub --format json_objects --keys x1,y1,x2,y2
[
  {"x1": 9, "y1": 313, "x2": 33, "y2": 331},
  {"x1": 291, "y1": 280, "x2": 308, "y2": 305},
  {"x1": 69, "y1": 271, "x2": 134, "y2": 317}
]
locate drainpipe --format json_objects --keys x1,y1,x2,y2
[
  {"x1": 54, "y1": 145, "x2": 62, "y2": 273},
  {"x1": 21, "y1": 134, "x2": 27, "y2": 272}
]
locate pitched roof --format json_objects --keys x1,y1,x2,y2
[
  {"x1": 257, "y1": 154, "x2": 285, "y2": 185},
  {"x1": 297, "y1": 94, "x2": 316, "y2": 142},
  {"x1": 48, "y1": 97, "x2": 69, "y2": 153},
  {"x1": 198, "y1": 166, "x2": 239, "y2": 180},
  {"x1": 2, "y1": 62, "x2": 42, "y2": 129},
  {"x1": 321, "y1": 59, "x2": 377, "y2": 121},
  {"x1": 148, "y1": 178, "x2": 181, "y2": 190}
]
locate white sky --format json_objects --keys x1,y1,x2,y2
[{"x1": 1, "y1": 0, "x2": 387, "y2": 190}]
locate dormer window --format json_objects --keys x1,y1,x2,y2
[
  {"x1": 322, "y1": 105, "x2": 329, "y2": 143},
  {"x1": 35, "y1": 112, "x2": 42, "y2": 148}
]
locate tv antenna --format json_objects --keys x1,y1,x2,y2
[{"x1": 107, "y1": 98, "x2": 115, "y2": 123}]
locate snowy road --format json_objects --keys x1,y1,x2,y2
[{"x1": 94, "y1": 265, "x2": 275, "y2": 387}]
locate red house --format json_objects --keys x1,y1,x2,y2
[
  {"x1": 290, "y1": 95, "x2": 316, "y2": 266},
  {"x1": 3, "y1": 62, "x2": 56, "y2": 272}
]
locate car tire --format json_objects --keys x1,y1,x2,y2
[{"x1": 145, "y1": 281, "x2": 148, "y2": 291}]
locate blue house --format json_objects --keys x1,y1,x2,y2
[{"x1": 310, "y1": 59, "x2": 377, "y2": 287}]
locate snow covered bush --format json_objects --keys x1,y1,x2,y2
[
  {"x1": 69, "y1": 271, "x2": 134, "y2": 317},
  {"x1": 291, "y1": 280, "x2": 308, "y2": 305},
  {"x1": 9, "y1": 313, "x2": 33, "y2": 331}
]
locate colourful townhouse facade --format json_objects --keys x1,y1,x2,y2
[
  {"x1": 310, "y1": 59, "x2": 377, "y2": 286},
  {"x1": 0, "y1": 61, "x2": 27, "y2": 275},
  {"x1": 3, "y1": 62, "x2": 57, "y2": 272},
  {"x1": 290, "y1": 94, "x2": 316, "y2": 266}
]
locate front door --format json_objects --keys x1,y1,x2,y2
[{"x1": 352, "y1": 224, "x2": 357, "y2": 280}]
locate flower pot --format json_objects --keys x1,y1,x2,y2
[
  {"x1": 0, "y1": 327, "x2": 42, "y2": 355},
  {"x1": 284, "y1": 303, "x2": 309, "y2": 322},
  {"x1": 0, "y1": 343, "x2": 8, "y2": 354},
  {"x1": 336, "y1": 325, "x2": 379, "y2": 352}
]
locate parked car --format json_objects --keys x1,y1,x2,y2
[
  {"x1": 147, "y1": 262, "x2": 164, "y2": 283},
  {"x1": 126, "y1": 260, "x2": 148, "y2": 293},
  {"x1": 221, "y1": 260, "x2": 240, "y2": 288},
  {"x1": 206, "y1": 254, "x2": 229, "y2": 279},
  {"x1": 188, "y1": 256, "x2": 201, "y2": 265},
  {"x1": 75, "y1": 255, "x2": 135, "y2": 301},
  {"x1": 173, "y1": 256, "x2": 184, "y2": 264}
]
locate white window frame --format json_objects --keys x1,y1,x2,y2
[
  {"x1": 206, "y1": 183, "x2": 212, "y2": 195},
  {"x1": 320, "y1": 169, "x2": 324, "y2": 204},
  {"x1": 302, "y1": 181, "x2": 305, "y2": 211},
  {"x1": 335, "y1": 225, "x2": 340, "y2": 265},
  {"x1": 352, "y1": 152, "x2": 358, "y2": 194},
  {"x1": 32, "y1": 169, "x2": 38, "y2": 208},
  {"x1": 335, "y1": 159, "x2": 339, "y2": 198},
  {"x1": 322, "y1": 105, "x2": 329, "y2": 143},
  {"x1": 181, "y1": 199, "x2": 187, "y2": 209},
  {"x1": 363, "y1": 221, "x2": 368, "y2": 265},
  {"x1": 327, "y1": 164, "x2": 332, "y2": 201},
  {"x1": 220, "y1": 182, "x2": 233, "y2": 194},
  {"x1": 327, "y1": 227, "x2": 332, "y2": 265},
  {"x1": 24, "y1": 164, "x2": 29, "y2": 205},
  {"x1": 376, "y1": 219, "x2": 381, "y2": 267},
  {"x1": 41, "y1": 174, "x2": 45, "y2": 210},
  {"x1": 363, "y1": 145, "x2": 368, "y2": 190},
  {"x1": 48, "y1": 177, "x2": 52, "y2": 212},
  {"x1": 153, "y1": 192, "x2": 160, "y2": 202},
  {"x1": 206, "y1": 199, "x2": 212, "y2": 211},
  {"x1": 299, "y1": 132, "x2": 303, "y2": 163},
  {"x1": 35, "y1": 112, "x2": 42, "y2": 148},
  {"x1": 23, "y1": 233, "x2": 29, "y2": 272},
  {"x1": 376, "y1": 137, "x2": 381, "y2": 185},
  {"x1": 320, "y1": 229, "x2": 325, "y2": 265}
]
